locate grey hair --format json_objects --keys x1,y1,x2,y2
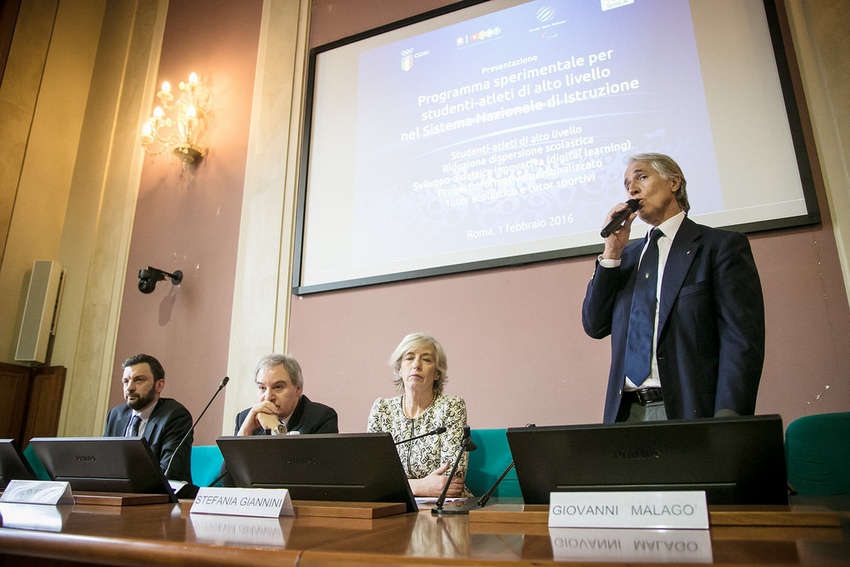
[
  {"x1": 253, "y1": 353, "x2": 303, "y2": 388},
  {"x1": 629, "y1": 153, "x2": 690, "y2": 213}
]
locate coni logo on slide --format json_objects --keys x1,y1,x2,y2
[{"x1": 400, "y1": 47, "x2": 431, "y2": 71}]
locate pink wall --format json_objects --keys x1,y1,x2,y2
[
  {"x1": 111, "y1": 0, "x2": 263, "y2": 445},
  {"x1": 110, "y1": 0, "x2": 850, "y2": 448},
  {"x1": 288, "y1": 0, "x2": 850, "y2": 433}
]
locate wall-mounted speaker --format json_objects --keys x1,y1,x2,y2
[{"x1": 15, "y1": 260, "x2": 65, "y2": 364}]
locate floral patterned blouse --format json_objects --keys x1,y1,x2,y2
[{"x1": 367, "y1": 394, "x2": 471, "y2": 495}]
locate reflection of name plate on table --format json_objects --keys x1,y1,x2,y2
[
  {"x1": 189, "y1": 513, "x2": 291, "y2": 546},
  {"x1": 0, "y1": 502, "x2": 73, "y2": 532},
  {"x1": 190, "y1": 486, "x2": 294, "y2": 518},
  {"x1": 550, "y1": 528, "x2": 713, "y2": 563}
]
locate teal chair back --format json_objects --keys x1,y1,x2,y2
[
  {"x1": 191, "y1": 445, "x2": 224, "y2": 487},
  {"x1": 466, "y1": 428, "x2": 521, "y2": 498},
  {"x1": 23, "y1": 443, "x2": 51, "y2": 480},
  {"x1": 785, "y1": 412, "x2": 850, "y2": 496}
]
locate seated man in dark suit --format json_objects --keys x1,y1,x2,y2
[
  {"x1": 234, "y1": 353, "x2": 338, "y2": 436},
  {"x1": 218, "y1": 354, "x2": 338, "y2": 487},
  {"x1": 104, "y1": 353, "x2": 193, "y2": 482}
]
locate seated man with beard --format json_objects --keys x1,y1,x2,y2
[{"x1": 104, "y1": 353, "x2": 194, "y2": 483}]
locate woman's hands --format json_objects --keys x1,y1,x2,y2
[{"x1": 409, "y1": 462, "x2": 465, "y2": 497}]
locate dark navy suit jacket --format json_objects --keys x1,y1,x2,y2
[
  {"x1": 582, "y1": 217, "x2": 765, "y2": 422},
  {"x1": 233, "y1": 394, "x2": 339, "y2": 436},
  {"x1": 218, "y1": 395, "x2": 338, "y2": 487},
  {"x1": 104, "y1": 397, "x2": 194, "y2": 482}
]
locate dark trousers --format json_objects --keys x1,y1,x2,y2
[{"x1": 617, "y1": 399, "x2": 667, "y2": 422}]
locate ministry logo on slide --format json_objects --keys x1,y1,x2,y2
[{"x1": 536, "y1": 6, "x2": 556, "y2": 23}]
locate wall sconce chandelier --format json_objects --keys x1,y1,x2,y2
[{"x1": 140, "y1": 72, "x2": 211, "y2": 164}]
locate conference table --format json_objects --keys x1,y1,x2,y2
[{"x1": 1, "y1": 496, "x2": 848, "y2": 566}]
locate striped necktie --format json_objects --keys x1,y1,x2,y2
[{"x1": 127, "y1": 414, "x2": 142, "y2": 437}]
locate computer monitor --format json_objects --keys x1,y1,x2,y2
[
  {"x1": 0, "y1": 439, "x2": 37, "y2": 489},
  {"x1": 506, "y1": 414, "x2": 788, "y2": 505},
  {"x1": 29, "y1": 437, "x2": 177, "y2": 503},
  {"x1": 217, "y1": 432, "x2": 418, "y2": 513}
]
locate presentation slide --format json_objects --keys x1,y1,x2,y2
[{"x1": 296, "y1": 0, "x2": 815, "y2": 292}]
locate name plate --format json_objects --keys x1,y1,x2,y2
[
  {"x1": 190, "y1": 487, "x2": 294, "y2": 518},
  {"x1": 549, "y1": 491, "x2": 708, "y2": 529},
  {"x1": 0, "y1": 480, "x2": 74, "y2": 506}
]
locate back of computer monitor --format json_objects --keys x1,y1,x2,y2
[
  {"x1": 217, "y1": 432, "x2": 418, "y2": 512},
  {"x1": 0, "y1": 439, "x2": 37, "y2": 489},
  {"x1": 29, "y1": 437, "x2": 177, "y2": 502},
  {"x1": 507, "y1": 415, "x2": 788, "y2": 505}
]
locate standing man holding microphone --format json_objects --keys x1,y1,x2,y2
[{"x1": 582, "y1": 153, "x2": 765, "y2": 423}]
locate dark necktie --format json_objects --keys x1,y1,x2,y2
[
  {"x1": 128, "y1": 414, "x2": 141, "y2": 437},
  {"x1": 623, "y1": 228, "x2": 663, "y2": 387}
]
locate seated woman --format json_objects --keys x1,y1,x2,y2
[{"x1": 367, "y1": 332, "x2": 471, "y2": 498}]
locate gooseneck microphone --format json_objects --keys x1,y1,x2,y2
[
  {"x1": 394, "y1": 426, "x2": 447, "y2": 445},
  {"x1": 164, "y1": 376, "x2": 229, "y2": 487},
  {"x1": 432, "y1": 425, "x2": 475, "y2": 515},
  {"x1": 476, "y1": 460, "x2": 515, "y2": 508},
  {"x1": 600, "y1": 199, "x2": 640, "y2": 238},
  {"x1": 438, "y1": 423, "x2": 532, "y2": 513}
]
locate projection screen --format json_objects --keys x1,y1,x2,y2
[{"x1": 293, "y1": 0, "x2": 819, "y2": 294}]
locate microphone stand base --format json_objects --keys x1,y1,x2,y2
[
  {"x1": 431, "y1": 501, "x2": 481, "y2": 515},
  {"x1": 170, "y1": 481, "x2": 200, "y2": 500}
]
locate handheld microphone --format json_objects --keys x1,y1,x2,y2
[
  {"x1": 164, "y1": 376, "x2": 229, "y2": 496},
  {"x1": 432, "y1": 425, "x2": 474, "y2": 515},
  {"x1": 394, "y1": 426, "x2": 446, "y2": 445},
  {"x1": 600, "y1": 199, "x2": 640, "y2": 238}
]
